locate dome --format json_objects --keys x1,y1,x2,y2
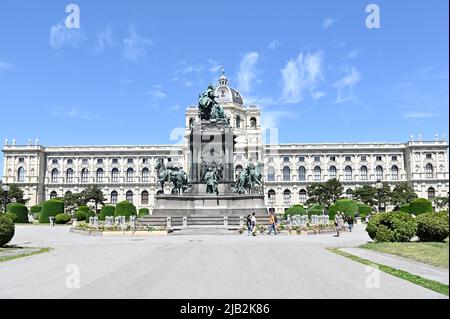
[{"x1": 214, "y1": 68, "x2": 244, "y2": 105}]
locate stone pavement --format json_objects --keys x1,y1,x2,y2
[
  {"x1": 0, "y1": 224, "x2": 447, "y2": 299},
  {"x1": 340, "y1": 247, "x2": 449, "y2": 285}
]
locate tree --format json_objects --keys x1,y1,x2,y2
[
  {"x1": 378, "y1": 182, "x2": 392, "y2": 211},
  {"x1": 63, "y1": 192, "x2": 87, "y2": 214},
  {"x1": 82, "y1": 185, "x2": 106, "y2": 214},
  {"x1": 390, "y1": 182, "x2": 418, "y2": 208},
  {"x1": 433, "y1": 196, "x2": 449, "y2": 211},
  {"x1": 306, "y1": 179, "x2": 343, "y2": 211},
  {"x1": 352, "y1": 185, "x2": 378, "y2": 207},
  {"x1": 0, "y1": 184, "x2": 29, "y2": 211}
]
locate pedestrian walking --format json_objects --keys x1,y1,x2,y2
[
  {"x1": 346, "y1": 214, "x2": 354, "y2": 232},
  {"x1": 268, "y1": 212, "x2": 277, "y2": 235},
  {"x1": 334, "y1": 211, "x2": 342, "y2": 237},
  {"x1": 251, "y1": 212, "x2": 257, "y2": 236},
  {"x1": 246, "y1": 214, "x2": 252, "y2": 236}
]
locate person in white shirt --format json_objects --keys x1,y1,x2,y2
[{"x1": 251, "y1": 212, "x2": 257, "y2": 236}]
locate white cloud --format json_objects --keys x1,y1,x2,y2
[
  {"x1": 334, "y1": 67, "x2": 361, "y2": 104},
  {"x1": 52, "y1": 106, "x2": 94, "y2": 121},
  {"x1": 268, "y1": 40, "x2": 280, "y2": 50},
  {"x1": 237, "y1": 52, "x2": 259, "y2": 95},
  {"x1": 347, "y1": 49, "x2": 359, "y2": 59},
  {"x1": 94, "y1": 25, "x2": 114, "y2": 54},
  {"x1": 147, "y1": 86, "x2": 166, "y2": 108},
  {"x1": 208, "y1": 59, "x2": 221, "y2": 73},
  {"x1": 0, "y1": 60, "x2": 13, "y2": 71},
  {"x1": 123, "y1": 27, "x2": 153, "y2": 62},
  {"x1": 281, "y1": 51, "x2": 324, "y2": 104},
  {"x1": 50, "y1": 21, "x2": 85, "y2": 49},
  {"x1": 261, "y1": 110, "x2": 295, "y2": 130},
  {"x1": 322, "y1": 18, "x2": 334, "y2": 29},
  {"x1": 402, "y1": 111, "x2": 437, "y2": 119},
  {"x1": 172, "y1": 60, "x2": 204, "y2": 85}
]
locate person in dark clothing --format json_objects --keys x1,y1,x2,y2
[
  {"x1": 346, "y1": 214, "x2": 355, "y2": 232},
  {"x1": 246, "y1": 214, "x2": 252, "y2": 236}
]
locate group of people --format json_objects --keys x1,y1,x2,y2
[
  {"x1": 246, "y1": 212, "x2": 278, "y2": 236},
  {"x1": 333, "y1": 211, "x2": 355, "y2": 237}
]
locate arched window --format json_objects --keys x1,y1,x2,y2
[
  {"x1": 375, "y1": 166, "x2": 383, "y2": 180},
  {"x1": 51, "y1": 168, "x2": 59, "y2": 183},
  {"x1": 299, "y1": 189, "x2": 307, "y2": 203},
  {"x1": 267, "y1": 166, "x2": 275, "y2": 181},
  {"x1": 50, "y1": 191, "x2": 57, "y2": 199},
  {"x1": 283, "y1": 166, "x2": 291, "y2": 181},
  {"x1": 298, "y1": 166, "x2": 306, "y2": 181},
  {"x1": 81, "y1": 168, "x2": 89, "y2": 183},
  {"x1": 346, "y1": 188, "x2": 354, "y2": 198},
  {"x1": 17, "y1": 167, "x2": 26, "y2": 182},
  {"x1": 126, "y1": 190, "x2": 133, "y2": 203},
  {"x1": 141, "y1": 190, "x2": 149, "y2": 205},
  {"x1": 329, "y1": 166, "x2": 337, "y2": 179},
  {"x1": 110, "y1": 191, "x2": 118, "y2": 204},
  {"x1": 111, "y1": 168, "x2": 119, "y2": 183},
  {"x1": 427, "y1": 187, "x2": 435, "y2": 199},
  {"x1": 313, "y1": 166, "x2": 321, "y2": 181},
  {"x1": 425, "y1": 163, "x2": 433, "y2": 178},
  {"x1": 65, "y1": 191, "x2": 72, "y2": 197},
  {"x1": 66, "y1": 168, "x2": 74, "y2": 183},
  {"x1": 344, "y1": 166, "x2": 352, "y2": 181},
  {"x1": 142, "y1": 168, "x2": 150, "y2": 182},
  {"x1": 156, "y1": 190, "x2": 164, "y2": 195},
  {"x1": 283, "y1": 189, "x2": 291, "y2": 205},
  {"x1": 391, "y1": 165, "x2": 399, "y2": 180},
  {"x1": 96, "y1": 168, "x2": 104, "y2": 183},
  {"x1": 250, "y1": 117, "x2": 257, "y2": 128},
  {"x1": 360, "y1": 166, "x2": 368, "y2": 180},
  {"x1": 268, "y1": 189, "x2": 276, "y2": 204},
  {"x1": 236, "y1": 115, "x2": 241, "y2": 128},
  {"x1": 127, "y1": 168, "x2": 134, "y2": 182}
]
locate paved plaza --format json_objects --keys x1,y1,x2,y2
[{"x1": 0, "y1": 225, "x2": 447, "y2": 299}]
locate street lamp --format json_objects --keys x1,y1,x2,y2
[
  {"x1": 2, "y1": 184, "x2": 10, "y2": 213},
  {"x1": 376, "y1": 179, "x2": 383, "y2": 212}
]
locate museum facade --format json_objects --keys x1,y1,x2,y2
[{"x1": 2, "y1": 73, "x2": 449, "y2": 214}]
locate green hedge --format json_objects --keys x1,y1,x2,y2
[
  {"x1": 6, "y1": 212, "x2": 17, "y2": 223},
  {"x1": 285, "y1": 205, "x2": 307, "y2": 219},
  {"x1": 0, "y1": 214, "x2": 15, "y2": 247},
  {"x1": 400, "y1": 204, "x2": 410, "y2": 213},
  {"x1": 409, "y1": 198, "x2": 433, "y2": 215},
  {"x1": 99, "y1": 206, "x2": 116, "y2": 221},
  {"x1": 416, "y1": 212, "x2": 449, "y2": 242},
  {"x1": 334, "y1": 199, "x2": 358, "y2": 216},
  {"x1": 114, "y1": 201, "x2": 137, "y2": 221},
  {"x1": 138, "y1": 208, "x2": 150, "y2": 217},
  {"x1": 366, "y1": 212, "x2": 417, "y2": 242},
  {"x1": 308, "y1": 204, "x2": 324, "y2": 216},
  {"x1": 357, "y1": 203, "x2": 372, "y2": 218},
  {"x1": 39, "y1": 199, "x2": 65, "y2": 223},
  {"x1": 74, "y1": 211, "x2": 88, "y2": 221},
  {"x1": 55, "y1": 213, "x2": 72, "y2": 224},
  {"x1": 77, "y1": 205, "x2": 89, "y2": 213},
  {"x1": 7, "y1": 203, "x2": 29, "y2": 223},
  {"x1": 328, "y1": 205, "x2": 338, "y2": 220},
  {"x1": 30, "y1": 205, "x2": 42, "y2": 213}
]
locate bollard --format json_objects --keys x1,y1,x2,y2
[
  {"x1": 182, "y1": 216, "x2": 188, "y2": 229},
  {"x1": 167, "y1": 216, "x2": 172, "y2": 229},
  {"x1": 239, "y1": 216, "x2": 244, "y2": 227},
  {"x1": 224, "y1": 216, "x2": 228, "y2": 228}
]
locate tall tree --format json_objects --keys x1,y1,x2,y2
[
  {"x1": 390, "y1": 182, "x2": 418, "y2": 208},
  {"x1": 0, "y1": 184, "x2": 29, "y2": 211},
  {"x1": 352, "y1": 185, "x2": 378, "y2": 207},
  {"x1": 82, "y1": 185, "x2": 106, "y2": 214},
  {"x1": 433, "y1": 196, "x2": 449, "y2": 211},
  {"x1": 64, "y1": 192, "x2": 87, "y2": 214},
  {"x1": 306, "y1": 179, "x2": 343, "y2": 211}
]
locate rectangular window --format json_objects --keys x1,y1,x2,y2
[
  {"x1": 426, "y1": 153, "x2": 432, "y2": 159},
  {"x1": 112, "y1": 158, "x2": 119, "y2": 164},
  {"x1": 52, "y1": 159, "x2": 58, "y2": 164},
  {"x1": 376, "y1": 156, "x2": 382, "y2": 161},
  {"x1": 142, "y1": 158, "x2": 148, "y2": 164},
  {"x1": 67, "y1": 159, "x2": 73, "y2": 164},
  {"x1": 82, "y1": 159, "x2": 88, "y2": 164},
  {"x1": 18, "y1": 157, "x2": 25, "y2": 163},
  {"x1": 97, "y1": 159, "x2": 103, "y2": 164},
  {"x1": 314, "y1": 156, "x2": 321, "y2": 162},
  {"x1": 391, "y1": 156, "x2": 397, "y2": 161},
  {"x1": 345, "y1": 156, "x2": 352, "y2": 162},
  {"x1": 283, "y1": 156, "x2": 290, "y2": 163},
  {"x1": 329, "y1": 156, "x2": 336, "y2": 162},
  {"x1": 298, "y1": 156, "x2": 305, "y2": 162},
  {"x1": 361, "y1": 155, "x2": 367, "y2": 161},
  {"x1": 127, "y1": 158, "x2": 134, "y2": 164}
]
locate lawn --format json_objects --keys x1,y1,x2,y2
[{"x1": 360, "y1": 242, "x2": 449, "y2": 269}]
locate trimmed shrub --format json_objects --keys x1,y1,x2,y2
[
  {"x1": 400, "y1": 204, "x2": 410, "y2": 213},
  {"x1": 30, "y1": 205, "x2": 42, "y2": 213},
  {"x1": 138, "y1": 208, "x2": 150, "y2": 217},
  {"x1": 409, "y1": 198, "x2": 433, "y2": 215},
  {"x1": 0, "y1": 214, "x2": 15, "y2": 247},
  {"x1": 334, "y1": 199, "x2": 358, "y2": 216},
  {"x1": 6, "y1": 212, "x2": 18, "y2": 223},
  {"x1": 39, "y1": 199, "x2": 65, "y2": 223},
  {"x1": 366, "y1": 212, "x2": 417, "y2": 242},
  {"x1": 99, "y1": 206, "x2": 115, "y2": 221},
  {"x1": 416, "y1": 212, "x2": 449, "y2": 242},
  {"x1": 357, "y1": 203, "x2": 372, "y2": 219},
  {"x1": 74, "y1": 211, "x2": 88, "y2": 221},
  {"x1": 284, "y1": 205, "x2": 307, "y2": 219},
  {"x1": 77, "y1": 205, "x2": 89, "y2": 213},
  {"x1": 55, "y1": 213, "x2": 72, "y2": 224},
  {"x1": 7, "y1": 203, "x2": 29, "y2": 223},
  {"x1": 308, "y1": 204, "x2": 324, "y2": 216},
  {"x1": 114, "y1": 201, "x2": 137, "y2": 221},
  {"x1": 328, "y1": 205, "x2": 338, "y2": 220}
]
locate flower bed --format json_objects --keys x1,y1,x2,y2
[{"x1": 71, "y1": 222, "x2": 168, "y2": 237}]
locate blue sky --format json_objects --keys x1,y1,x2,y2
[{"x1": 0, "y1": 0, "x2": 448, "y2": 169}]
